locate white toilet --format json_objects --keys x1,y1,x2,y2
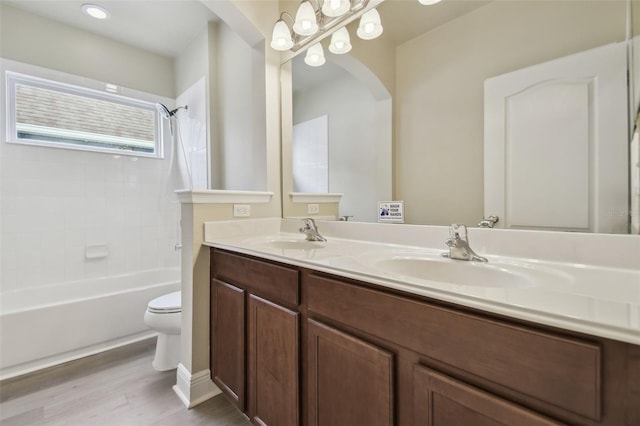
[{"x1": 144, "y1": 291, "x2": 181, "y2": 371}]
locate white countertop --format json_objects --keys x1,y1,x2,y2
[{"x1": 204, "y1": 218, "x2": 640, "y2": 345}]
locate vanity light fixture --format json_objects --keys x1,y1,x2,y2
[
  {"x1": 305, "y1": 43, "x2": 326, "y2": 66},
  {"x1": 81, "y1": 3, "x2": 110, "y2": 20},
  {"x1": 271, "y1": 0, "x2": 441, "y2": 62},
  {"x1": 270, "y1": 0, "x2": 373, "y2": 56}
]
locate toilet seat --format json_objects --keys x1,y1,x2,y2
[{"x1": 147, "y1": 291, "x2": 181, "y2": 314}]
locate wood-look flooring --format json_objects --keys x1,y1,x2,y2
[{"x1": 0, "y1": 339, "x2": 251, "y2": 426}]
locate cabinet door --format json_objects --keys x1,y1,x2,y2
[
  {"x1": 248, "y1": 295, "x2": 299, "y2": 426},
  {"x1": 211, "y1": 279, "x2": 246, "y2": 410},
  {"x1": 413, "y1": 365, "x2": 564, "y2": 426},
  {"x1": 308, "y1": 319, "x2": 394, "y2": 426}
]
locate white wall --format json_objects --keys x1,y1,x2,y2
[
  {"x1": 176, "y1": 77, "x2": 209, "y2": 191},
  {"x1": 395, "y1": 0, "x2": 627, "y2": 226},
  {"x1": 216, "y1": 21, "x2": 267, "y2": 191},
  {"x1": 174, "y1": 24, "x2": 211, "y2": 191},
  {"x1": 293, "y1": 68, "x2": 388, "y2": 222}
]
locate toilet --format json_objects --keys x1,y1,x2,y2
[{"x1": 144, "y1": 291, "x2": 181, "y2": 371}]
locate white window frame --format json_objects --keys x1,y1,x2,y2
[{"x1": 5, "y1": 71, "x2": 164, "y2": 158}]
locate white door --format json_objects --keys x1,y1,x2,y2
[{"x1": 484, "y1": 42, "x2": 628, "y2": 233}]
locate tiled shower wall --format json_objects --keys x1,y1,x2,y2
[{"x1": 0, "y1": 136, "x2": 181, "y2": 293}]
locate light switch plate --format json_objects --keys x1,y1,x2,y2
[{"x1": 307, "y1": 204, "x2": 320, "y2": 214}]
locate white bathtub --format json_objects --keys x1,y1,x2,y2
[{"x1": 0, "y1": 268, "x2": 180, "y2": 380}]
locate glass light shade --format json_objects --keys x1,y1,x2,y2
[
  {"x1": 321, "y1": 0, "x2": 351, "y2": 17},
  {"x1": 270, "y1": 20, "x2": 294, "y2": 51},
  {"x1": 304, "y1": 43, "x2": 326, "y2": 67},
  {"x1": 293, "y1": 1, "x2": 319, "y2": 36},
  {"x1": 356, "y1": 8, "x2": 383, "y2": 40},
  {"x1": 418, "y1": 0, "x2": 442, "y2": 4},
  {"x1": 329, "y1": 27, "x2": 352, "y2": 54}
]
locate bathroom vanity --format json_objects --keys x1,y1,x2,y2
[{"x1": 206, "y1": 219, "x2": 640, "y2": 426}]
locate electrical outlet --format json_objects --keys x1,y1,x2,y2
[
  {"x1": 307, "y1": 204, "x2": 320, "y2": 214},
  {"x1": 233, "y1": 204, "x2": 251, "y2": 217}
]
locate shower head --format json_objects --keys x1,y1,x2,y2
[
  {"x1": 156, "y1": 103, "x2": 188, "y2": 119},
  {"x1": 156, "y1": 103, "x2": 172, "y2": 119}
]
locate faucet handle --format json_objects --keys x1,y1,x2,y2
[
  {"x1": 449, "y1": 223, "x2": 468, "y2": 240},
  {"x1": 301, "y1": 217, "x2": 317, "y2": 229},
  {"x1": 478, "y1": 215, "x2": 500, "y2": 228}
]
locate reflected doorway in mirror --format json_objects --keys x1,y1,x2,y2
[{"x1": 292, "y1": 115, "x2": 329, "y2": 193}]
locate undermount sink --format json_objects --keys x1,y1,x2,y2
[
  {"x1": 356, "y1": 251, "x2": 548, "y2": 289},
  {"x1": 373, "y1": 257, "x2": 533, "y2": 288}
]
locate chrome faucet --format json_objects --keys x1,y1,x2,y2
[
  {"x1": 299, "y1": 218, "x2": 327, "y2": 242},
  {"x1": 442, "y1": 224, "x2": 488, "y2": 262},
  {"x1": 478, "y1": 215, "x2": 499, "y2": 228}
]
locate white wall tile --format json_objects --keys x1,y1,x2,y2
[{"x1": 1, "y1": 74, "x2": 183, "y2": 296}]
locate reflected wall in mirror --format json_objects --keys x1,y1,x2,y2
[
  {"x1": 1, "y1": 0, "x2": 267, "y2": 192},
  {"x1": 283, "y1": 0, "x2": 639, "y2": 234},
  {"x1": 289, "y1": 54, "x2": 392, "y2": 222}
]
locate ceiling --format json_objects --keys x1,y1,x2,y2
[
  {"x1": 3, "y1": 0, "x2": 219, "y2": 58},
  {"x1": 293, "y1": 0, "x2": 490, "y2": 91},
  {"x1": 5, "y1": 0, "x2": 491, "y2": 87},
  {"x1": 4, "y1": 0, "x2": 490, "y2": 59},
  {"x1": 379, "y1": 0, "x2": 490, "y2": 45}
]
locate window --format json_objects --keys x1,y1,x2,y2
[{"x1": 6, "y1": 71, "x2": 163, "y2": 158}]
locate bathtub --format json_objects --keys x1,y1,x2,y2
[{"x1": 0, "y1": 268, "x2": 180, "y2": 380}]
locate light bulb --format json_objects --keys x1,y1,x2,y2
[{"x1": 418, "y1": 0, "x2": 442, "y2": 4}]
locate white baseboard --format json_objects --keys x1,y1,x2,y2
[{"x1": 173, "y1": 363, "x2": 221, "y2": 408}]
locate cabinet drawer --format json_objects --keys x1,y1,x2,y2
[
  {"x1": 306, "y1": 273, "x2": 602, "y2": 420},
  {"x1": 211, "y1": 249, "x2": 299, "y2": 305}
]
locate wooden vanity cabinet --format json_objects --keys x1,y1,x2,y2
[
  {"x1": 307, "y1": 319, "x2": 394, "y2": 426},
  {"x1": 211, "y1": 279, "x2": 246, "y2": 410},
  {"x1": 210, "y1": 248, "x2": 640, "y2": 426},
  {"x1": 211, "y1": 249, "x2": 300, "y2": 425}
]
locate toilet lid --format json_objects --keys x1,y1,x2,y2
[{"x1": 148, "y1": 291, "x2": 181, "y2": 314}]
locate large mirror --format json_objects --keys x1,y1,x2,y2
[{"x1": 282, "y1": 0, "x2": 640, "y2": 234}]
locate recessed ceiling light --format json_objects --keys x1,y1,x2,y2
[{"x1": 82, "y1": 4, "x2": 110, "y2": 20}]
